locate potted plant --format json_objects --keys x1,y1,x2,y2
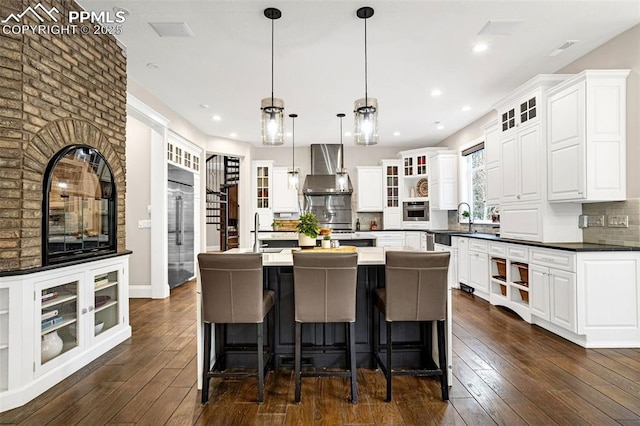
[
  {"x1": 322, "y1": 235, "x2": 331, "y2": 249},
  {"x1": 296, "y1": 213, "x2": 319, "y2": 248}
]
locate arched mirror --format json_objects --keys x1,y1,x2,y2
[{"x1": 43, "y1": 145, "x2": 117, "y2": 265}]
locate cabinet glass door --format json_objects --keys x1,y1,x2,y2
[
  {"x1": 256, "y1": 166, "x2": 270, "y2": 208},
  {"x1": 403, "y1": 157, "x2": 414, "y2": 176},
  {"x1": 38, "y1": 277, "x2": 81, "y2": 369},
  {"x1": 93, "y1": 269, "x2": 120, "y2": 337},
  {"x1": 416, "y1": 155, "x2": 427, "y2": 175},
  {"x1": 385, "y1": 165, "x2": 399, "y2": 207}
]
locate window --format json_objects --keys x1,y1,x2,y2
[{"x1": 462, "y1": 143, "x2": 498, "y2": 223}]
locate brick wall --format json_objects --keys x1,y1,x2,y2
[{"x1": 0, "y1": 0, "x2": 127, "y2": 271}]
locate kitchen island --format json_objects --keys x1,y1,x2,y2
[{"x1": 196, "y1": 247, "x2": 453, "y2": 389}]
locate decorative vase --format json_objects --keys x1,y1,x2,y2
[
  {"x1": 298, "y1": 234, "x2": 316, "y2": 248},
  {"x1": 322, "y1": 239, "x2": 331, "y2": 249},
  {"x1": 41, "y1": 330, "x2": 64, "y2": 363}
]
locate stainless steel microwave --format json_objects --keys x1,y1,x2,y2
[{"x1": 403, "y1": 201, "x2": 429, "y2": 221}]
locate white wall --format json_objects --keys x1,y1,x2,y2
[{"x1": 125, "y1": 116, "x2": 152, "y2": 287}]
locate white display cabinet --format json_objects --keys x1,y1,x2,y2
[{"x1": 0, "y1": 255, "x2": 131, "y2": 412}]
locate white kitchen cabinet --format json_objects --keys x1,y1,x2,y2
[
  {"x1": 493, "y1": 74, "x2": 580, "y2": 243},
  {"x1": 1, "y1": 256, "x2": 131, "y2": 411},
  {"x1": 272, "y1": 167, "x2": 299, "y2": 213},
  {"x1": 404, "y1": 231, "x2": 422, "y2": 250},
  {"x1": 356, "y1": 166, "x2": 383, "y2": 212},
  {"x1": 547, "y1": 70, "x2": 629, "y2": 202},
  {"x1": 483, "y1": 120, "x2": 501, "y2": 206},
  {"x1": 252, "y1": 161, "x2": 274, "y2": 230},
  {"x1": 456, "y1": 237, "x2": 469, "y2": 285},
  {"x1": 381, "y1": 160, "x2": 402, "y2": 229},
  {"x1": 529, "y1": 264, "x2": 550, "y2": 321},
  {"x1": 370, "y1": 231, "x2": 405, "y2": 248},
  {"x1": 549, "y1": 269, "x2": 577, "y2": 333},
  {"x1": 400, "y1": 151, "x2": 428, "y2": 178},
  {"x1": 468, "y1": 240, "x2": 489, "y2": 297},
  {"x1": 429, "y1": 151, "x2": 457, "y2": 210},
  {"x1": 500, "y1": 123, "x2": 542, "y2": 204}
]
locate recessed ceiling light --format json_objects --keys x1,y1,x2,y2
[
  {"x1": 473, "y1": 43, "x2": 488, "y2": 53},
  {"x1": 200, "y1": 104, "x2": 209, "y2": 109},
  {"x1": 146, "y1": 63, "x2": 160, "y2": 70},
  {"x1": 430, "y1": 89, "x2": 442, "y2": 97},
  {"x1": 229, "y1": 133, "x2": 237, "y2": 138},
  {"x1": 461, "y1": 106, "x2": 471, "y2": 112},
  {"x1": 393, "y1": 131, "x2": 401, "y2": 136},
  {"x1": 435, "y1": 122, "x2": 445, "y2": 130},
  {"x1": 212, "y1": 115, "x2": 221, "y2": 121}
]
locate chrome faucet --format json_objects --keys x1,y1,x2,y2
[
  {"x1": 253, "y1": 212, "x2": 260, "y2": 253},
  {"x1": 457, "y1": 202, "x2": 473, "y2": 233}
]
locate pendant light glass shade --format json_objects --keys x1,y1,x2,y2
[
  {"x1": 354, "y1": 97, "x2": 378, "y2": 146},
  {"x1": 261, "y1": 97, "x2": 285, "y2": 146},
  {"x1": 261, "y1": 7, "x2": 285, "y2": 146},
  {"x1": 354, "y1": 6, "x2": 378, "y2": 146},
  {"x1": 287, "y1": 113, "x2": 299, "y2": 190},
  {"x1": 335, "y1": 113, "x2": 349, "y2": 192}
]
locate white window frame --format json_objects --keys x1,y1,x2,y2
[{"x1": 458, "y1": 137, "x2": 494, "y2": 225}]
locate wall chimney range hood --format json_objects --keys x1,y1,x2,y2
[{"x1": 302, "y1": 144, "x2": 353, "y2": 194}]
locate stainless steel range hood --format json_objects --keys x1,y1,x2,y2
[{"x1": 302, "y1": 144, "x2": 353, "y2": 194}]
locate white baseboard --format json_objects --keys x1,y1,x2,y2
[{"x1": 129, "y1": 284, "x2": 153, "y2": 298}]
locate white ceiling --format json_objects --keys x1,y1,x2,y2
[{"x1": 78, "y1": 1, "x2": 639, "y2": 148}]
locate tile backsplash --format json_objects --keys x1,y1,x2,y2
[
  {"x1": 582, "y1": 198, "x2": 640, "y2": 247},
  {"x1": 447, "y1": 212, "x2": 500, "y2": 234}
]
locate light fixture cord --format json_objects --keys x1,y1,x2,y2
[
  {"x1": 340, "y1": 116, "x2": 344, "y2": 169},
  {"x1": 271, "y1": 16, "x2": 275, "y2": 106},
  {"x1": 364, "y1": 15, "x2": 368, "y2": 107},
  {"x1": 292, "y1": 117, "x2": 295, "y2": 168}
]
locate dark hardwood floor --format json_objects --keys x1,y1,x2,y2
[{"x1": 2, "y1": 280, "x2": 640, "y2": 425}]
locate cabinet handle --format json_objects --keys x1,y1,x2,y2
[
  {"x1": 88, "y1": 306, "x2": 94, "y2": 312},
  {"x1": 82, "y1": 308, "x2": 88, "y2": 314},
  {"x1": 540, "y1": 257, "x2": 555, "y2": 262},
  {"x1": 517, "y1": 195, "x2": 521, "y2": 200}
]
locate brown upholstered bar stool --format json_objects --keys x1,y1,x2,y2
[
  {"x1": 198, "y1": 253, "x2": 275, "y2": 404},
  {"x1": 372, "y1": 251, "x2": 450, "y2": 401},
  {"x1": 292, "y1": 252, "x2": 359, "y2": 403}
]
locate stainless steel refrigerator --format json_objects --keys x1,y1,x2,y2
[{"x1": 168, "y1": 164, "x2": 195, "y2": 288}]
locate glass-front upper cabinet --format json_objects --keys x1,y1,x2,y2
[{"x1": 43, "y1": 145, "x2": 116, "y2": 265}]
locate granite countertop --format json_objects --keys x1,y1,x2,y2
[{"x1": 433, "y1": 230, "x2": 640, "y2": 252}]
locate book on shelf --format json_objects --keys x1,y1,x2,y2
[
  {"x1": 41, "y1": 291, "x2": 58, "y2": 302},
  {"x1": 41, "y1": 316, "x2": 63, "y2": 330},
  {"x1": 94, "y1": 278, "x2": 109, "y2": 287},
  {"x1": 41, "y1": 309, "x2": 59, "y2": 320}
]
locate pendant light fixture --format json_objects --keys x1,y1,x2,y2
[
  {"x1": 335, "y1": 113, "x2": 349, "y2": 192},
  {"x1": 261, "y1": 7, "x2": 285, "y2": 146},
  {"x1": 287, "y1": 113, "x2": 299, "y2": 190},
  {"x1": 354, "y1": 6, "x2": 378, "y2": 146}
]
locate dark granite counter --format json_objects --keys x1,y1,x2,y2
[{"x1": 431, "y1": 230, "x2": 639, "y2": 252}]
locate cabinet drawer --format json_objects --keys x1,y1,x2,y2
[
  {"x1": 488, "y1": 243, "x2": 506, "y2": 256},
  {"x1": 529, "y1": 248, "x2": 575, "y2": 272},
  {"x1": 507, "y1": 245, "x2": 529, "y2": 262},
  {"x1": 469, "y1": 239, "x2": 487, "y2": 252}
]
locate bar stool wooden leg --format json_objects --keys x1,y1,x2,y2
[
  {"x1": 202, "y1": 322, "x2": 212, "y2": 404},
  {"x1": 386, "y1": 320, "x2": 392, "y2": 402},
  {"x1": 348, "y1": 322, "x2": 358, "y2": 403},
  {"x1": 294, "y1": 321, "x2": 302, "y2": 403},
  {"x1": 257, "y1": 322, "x2": 265, "y2": 404},
  {"x1": 437, "y1": 320, "x2": 449, "y2": 400}
]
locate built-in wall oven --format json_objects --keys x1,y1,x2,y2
[{"x1": 403, "y1": 201, "x2": 429, "y2": 222}]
